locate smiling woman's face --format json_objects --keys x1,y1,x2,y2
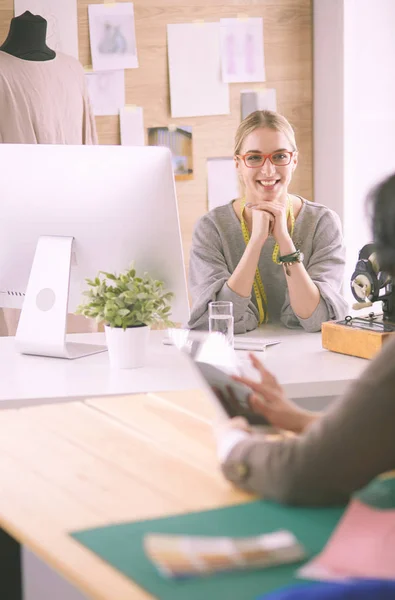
[{"x1": 235, "y1": 127, "x2": 298, "y2": 203}]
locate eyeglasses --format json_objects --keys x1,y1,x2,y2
[{"x1": 236, "y1": 151, "x2": 294, "y2": 168}]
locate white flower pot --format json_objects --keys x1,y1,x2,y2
[{"x1": 104, "y1": 325, "x2": 150, "y2": 369}]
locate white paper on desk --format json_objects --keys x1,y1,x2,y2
[
  {"x1": 120, "y1": 106, "x2": 145, "y2": 145},
  {"x1": 234, "y1": 337, "x2": 281, "y2": 351},
  {"x1": 207, "y1": 158, "x2": 240, "y2": 211},
  {"x1": 85, "y1": 69, "x2": 125, "y2": 116},
  {"x1": 220, "y1": 17, "x2": 266, "y2": 83},
  {"x1": 241, "y1": 88, "x2": 277, "y2": 120},
  {"x1": 88, "y1": 2, "x2": 138, "y2": 72},
  {"x1": 14, "y1": 0, "x2": 79, "y2": 59},
  {"x1": 167, "y1": 22, "x2": 230, "y2": 118}
]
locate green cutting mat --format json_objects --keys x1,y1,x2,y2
[{"x1": 71, "y1": 500, "x2": 344, "y2": 600}]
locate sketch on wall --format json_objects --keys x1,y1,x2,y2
[
  {"x1": 14, "y1": 0, "x2": 79, "y2": 58},
  {"x1": 148, "y1": 126, "x2": 193, "y2": 180},
  {"x1": 88, "y1": 2, "x2": 138, "y2": 71},
  {"x1": 85, "y1": 69, "x2": 125, "y2": 116},
  {"x1": 220, "y1": 17, "x2": 266, "y2": 83},
  {"x1": 98, "y1": 22, "x2": 130, "y2": 55}
]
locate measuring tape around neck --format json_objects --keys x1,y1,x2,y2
[{"x1": 240, "y1": 195, "x2": 295, "y2": 324}]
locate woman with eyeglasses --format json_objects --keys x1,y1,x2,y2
[{"x1": 188, "y1": 110, "x2": 348, "y2": 333}]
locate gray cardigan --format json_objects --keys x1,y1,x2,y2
[
  {"x1": 188, "y1": 199, "x2": 348, "y2": 333},
  {"x1": 221, "y1": 336, "x2": 395, "y2": 506}
]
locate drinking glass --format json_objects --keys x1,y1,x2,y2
[{"x1": 208, "y1": 301, "x2": 234, "y2": 348}]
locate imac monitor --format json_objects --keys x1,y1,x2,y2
[{"x1": 0, "y1": 144, "x2": 190, "y2": 359}]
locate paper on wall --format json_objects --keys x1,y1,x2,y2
[
  {"x1": 241, "y1": 88, "x2": 277, "y2": 120},
  {"x1": 220, "y1": 17, "x2": 266, "y2": 83},
  {"x1": 85, "y1": 69, "x2": 125, "y2": 116},
  {"x1": 207, "y1": 158, "x2": 240, "y2": 211},
  {"x1": 167, "y1": 22, "x2": 230, "y2": 118},
  {"x1": 120, "y1": 106, "x2": 145, "y2": 146},
  {"x1": 14, "y1": 0, "x2": 79, "y2": 59},
  {"x1": 88, "y1": 2, "x2": 138, "y2": 71}
]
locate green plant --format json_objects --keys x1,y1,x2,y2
[{"x1": 76, "y1": 266, "x2": 174, "y2": 330}]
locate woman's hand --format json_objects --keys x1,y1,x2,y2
[
  {"x1": 211, "y1": 385, "x2": 252, "y2": 421},
  {"x1": 247, "y1": 201, "x2": 290, "y2": 245},
  {"x1": 233, "y1": 353, "x2": 320, "y2": 434},
  {"x1": 249, "y1": 207, "x2": 275, "y2": 247}
]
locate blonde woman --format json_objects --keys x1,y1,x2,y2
[{"x1": 188, "y1": 110, "x2": 347, "y2": 333}]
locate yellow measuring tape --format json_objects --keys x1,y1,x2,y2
[{"x1": 240, "y1": 196, "x2": 295, "y2": 324}]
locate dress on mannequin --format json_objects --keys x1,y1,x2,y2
[
  {"x1": 0, "y1": 11, "x2": 99, "y2": 336},
  {"x1": 0, "y1": 11, "x2": 97, "y2": 145}
]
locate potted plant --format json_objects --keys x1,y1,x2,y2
[{"x1": 76, "y1": 266, "x2": 174, "y2": 368}]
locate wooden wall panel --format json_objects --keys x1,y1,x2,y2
[{"x1": 0, "y1": 0, "x2": 312, "y2": 270}]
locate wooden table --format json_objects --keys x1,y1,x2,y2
[{"x1": 0, "y1": 389, "x2": 252, "y2": 600}]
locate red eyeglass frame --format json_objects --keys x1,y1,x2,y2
[{"x1": 236, "y1": 151, "x2": 295, "y2": 168}]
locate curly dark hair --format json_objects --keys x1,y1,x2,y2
[{"x1": 369, "y1": 174, "x2": 395, "y2": 276}]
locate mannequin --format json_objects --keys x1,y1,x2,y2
[{"x1": 0, "y1": 10, "x2": 55, "y2": 61}]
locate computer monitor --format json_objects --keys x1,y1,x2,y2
[{"x1": 0, "y1": 144, "x2": 190, "y2": 359}]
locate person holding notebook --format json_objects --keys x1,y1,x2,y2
[
  {"x1": 188, "y1": 110, "x2": 348, "y2": 334},
  {"x1": 216, "y1": 174, "x2": 395, "y2": 506}
]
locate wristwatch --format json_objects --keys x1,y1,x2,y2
[
  {"x1": 279, "y1": 249, "x2": 304, "y2": 264},
  {"x1": 279, "y1": 249, "x2": 304, "y2": 275}
]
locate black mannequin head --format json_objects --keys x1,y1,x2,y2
[{"x1": 0, "y1": 11, "x2": 56, "y2": 61}]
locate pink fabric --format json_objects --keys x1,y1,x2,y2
[
  {"x1": 0, "y1": 50, "x2": 97, "y2": 144},
  {"x1": 305, "y1": 499, "x2": 395, "y2": 579}
]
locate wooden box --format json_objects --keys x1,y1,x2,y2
[{"x1": 321, "y1": 321, "x2": 395, "y2": 360}]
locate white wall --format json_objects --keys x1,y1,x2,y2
[
  {"x1": 313, "y1": 0, "x2": 345, "y2": 221},
  {"x1": 314, "y1": 0, "x2": 395, "y2": 305}
]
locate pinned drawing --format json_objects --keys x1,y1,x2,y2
[
  {"x1": 88, "y1": 2, "x2": 138, "y2": 71},
  {"x1": 245, "y1": 33, "x2": 255, "y2": 75},
  {"x1": 220, "y1": 17, "x2": 266, "y2": 83},
  {"x1": 85, "y1": 69, "x2": 125, "y2": 116},
  {"x1": 224, "y1": 33, "x2": 236, "y2": 76},
  {"x1": 98, "y1": 22, "x2": 128, "y2": 55}
]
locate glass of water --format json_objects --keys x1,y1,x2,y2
[{"x1": 208, "y1": 301, "x2": 234, "y2": 348}]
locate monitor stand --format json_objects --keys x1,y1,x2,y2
[{"x1": 15, "y1": 236, "x2": 107, "y2": 359}]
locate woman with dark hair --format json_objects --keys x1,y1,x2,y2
[{"x1": 216, "y1": 174, "x2": 395, "y2": 506}]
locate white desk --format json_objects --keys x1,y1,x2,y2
[
  {"x1": 238, "y1": 326, "x2": 368, "y2": 403},
  {"x1": 0, "y1": 326, "x2": 368, "y2": 409}
]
